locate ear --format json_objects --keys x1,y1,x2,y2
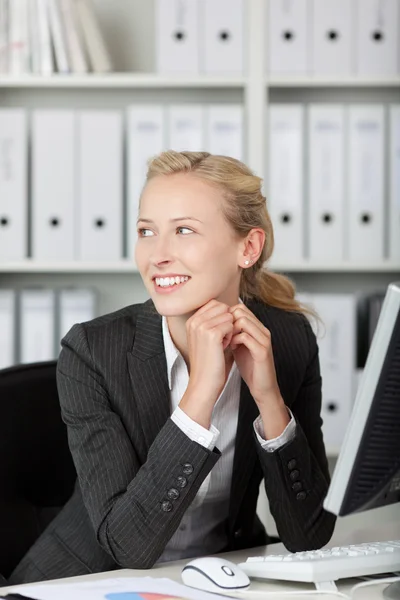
[{"x1": 238, "y1": 228, "x2": 265, "y2": 267}]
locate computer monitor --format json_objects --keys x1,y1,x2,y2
[{"x1": 324, "y1": 281, "x2": 400, "y2": 518}]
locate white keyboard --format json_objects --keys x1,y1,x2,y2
[{"x1": 239, "y1": 540, "x2": 400, "y2": 584}]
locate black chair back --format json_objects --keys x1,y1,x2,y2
[{"x1": 0, "y1": 361, "x2": 76, "y2": 578}]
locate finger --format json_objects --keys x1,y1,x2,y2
[
  {"x1": 188, "y1": 301, "x2": 229, "y2": 327},
  {"x1": 231, "y1": 315, "x2": 270, "y2": 347},
  {"x1": 196, "y1": 299, "x2": 228, "y2": 315},
  {"x1": 222, "y1": 331, "x2": 233, "y2": 350},
  {"x1": 203, "y1": 312, "x2": 233, "y2": 332},
  {"x1": 215, "y1": 316, "x2": 234, "y2": 349},
  {"x1": 229, "y1": 305, "x2": 265, "y2": 331},
  {"x1": 230, "y1": 331, "x2": 262, "y2": 358}
]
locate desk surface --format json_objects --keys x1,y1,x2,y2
[{"x1": 2, "y1": 520, "x2": 400, "y2": 600}]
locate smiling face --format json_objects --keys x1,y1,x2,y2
[{"x1": 135, "y1": 173, "x2": 244, "y2": 317}]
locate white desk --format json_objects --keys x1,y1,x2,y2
[{"x1": 2, "y1": 520, "x2": 400, "y2": 600}]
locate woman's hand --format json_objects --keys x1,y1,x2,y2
[
  {"x1": 228, "y1": 303, "x2": 290, "y2": 439},
  {"x1": 179, "y1": 299, "x2": 233, "y2": 428},
  {"x1": 228, "y1": 303, "x2": 282, "y2": 405}
]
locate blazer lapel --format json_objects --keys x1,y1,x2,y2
[
  {"x1": 227, "y1": 298, "x2": 271, "y2": 530},
  {"x1": 127, "y1": 300, "x2": 171, "y2": 452},
  {"x1": 228, "y1": 377, "x2": 260, "y2": 530}
]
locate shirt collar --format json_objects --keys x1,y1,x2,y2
[{"x1": 162, "y1": 298, "x2": 244, "y2": 390}]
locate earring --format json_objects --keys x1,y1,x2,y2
[{"x1": 244, "y1": 259, "x2": 253, "y2": 266}]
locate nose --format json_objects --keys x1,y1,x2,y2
[{"x1": 150, "y1": 232, "x2": 175, "y2": 267}]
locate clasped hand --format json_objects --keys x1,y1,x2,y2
[{"x1": 226, "y1": 303, "x2": 282, "y2": 407}]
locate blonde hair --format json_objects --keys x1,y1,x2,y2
[{"x1": 143, "y1": 150, "x2": 316, "y2": 320}]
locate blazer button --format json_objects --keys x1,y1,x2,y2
[
  {"x1": 287, "y1": 459, "x2": 297, "y2": 470},
  {"x1": 166, "y1": 488, "x2": 180, "y2": 500},
  {"x1": 161, "y1": 500, "x2": 173, "y2": 512},
  {"x1": 234, "y1": 528, "x2": 243, "y2": 539},
  {"x1": 296, "y1": 491, "x2": 307, "y2": 501},
  {"x1": 292, "y1": 481, "x2": 302, "y2": 492},
  {"x1": 176, "y1": 476, "x2": 188, "y2": 488},
  {"x1": 289, "y1": 469, "x2": 300, "y2": 481},
  {"x1": 182, "y1": 463, "x2": 194, "y2": 475}
]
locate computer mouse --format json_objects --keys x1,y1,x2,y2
[{"x1": 181, "y1": 556, "x2": 251, "y2": 593}]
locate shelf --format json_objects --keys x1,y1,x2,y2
[
  {"x1": 0, "y1": 261, "x2": 138, "y2": 273},
  {"x1": 1, "y1": 74, "x2": 398, "y2": 90},
  {"x1": 269, "y1": 261, "x2": 400, "y2": 273},
  {"x1": 0, "y1": 73, "x2": 245, "y2": 89},
  {"x1": 267, "y1": 76, "x2": 400, "y2": 88},
  {"x1": 1, "y1": 260, "x2": 399, "y2": 274}
]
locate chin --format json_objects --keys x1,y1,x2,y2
[{"x1": 151, "y1": 295, "x2": 206, "y2": 318}]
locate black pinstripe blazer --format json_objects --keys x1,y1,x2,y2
[{"x1": 9, "y1": 297, "x2": 336, "y2": 584}]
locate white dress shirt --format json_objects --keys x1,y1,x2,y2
[{"x1": 158, "y1": 300, "x2": 296, "y2": 562}]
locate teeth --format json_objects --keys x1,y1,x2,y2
[{"x1": 155, "y1": 276, "x2": 189, "y2": 288}]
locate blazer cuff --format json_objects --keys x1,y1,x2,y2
[
  {"x1": 254, "y1": 408, "x2": 296, "y2": 452},
  {"x1": 171, "y1": 406, "x2": 220, "y2": 450}
]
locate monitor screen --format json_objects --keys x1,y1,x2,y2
[{"x1": 323, "y1": 281, "x2": 400, "y2": 517}]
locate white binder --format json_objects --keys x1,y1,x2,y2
[
  {"x1": 206, "y1": 105, "x2": 243, "y2": 160},
  {"x1": 9, "y1": 0, "x2": 29, "y2": 74},
  {"x1": 77, "y1": 111, "x2": 123, "y2": 261},
  {"x1": 0, "y1": 109, "x2": 27, "y2": 261},
  {"x1": 36, "y1": 0, "x2": 53, "y2": 75},
  {"x1": 389, "y1": 106, "x2": 400, "y2": 262},
  {"x1": 127, "y1": 106, "x2": 166, "y2": 262},
  {"x1": 47, "y1": 0, "x2": 70, "y2": 73},
  {"x1": 19, "y1": 288, "x2": 56, "y2": 363},
  {"x1": 57, "y1": 287, "x2": 97, "y2": 349},
  {"x1": 32, "y1": 110, "x2": 76, "y2": 260},
  {"x1": 268, "y1": 105, "x2": 304, "y2": 263},
  {"x1": 308, "y1": 293, "x2": 357, "y2": 451},
  {"x1": 347, "y1": 105, "x2": 384, "y2": 263},
  {"x1": 0, "y1": 290, "x2": 16, "y2": 369},
  {"x1": 308, "y1": 105, "x2": 346, "y2": 262},
  {"x1": 167, "y1": 105, "x2": 205, "y2": 152},
  {"x1": 155, "y1": 0, "x2": 200, "y2": 74},
  {"x1": 355, "y1": 0, "x2": 399, "y2": 75},
  {"x1": 201, "y1": 0, "x2": 244, "y2": 74},
  {"x1": 311, "y1": 0, "x2": 353, "y2": 75},
  {"x1": 268, "y1": 0, "x2": 309, "y2": 75},
  {"x1": 0, "y1": 0, "x2": 8, "y2": 73}
]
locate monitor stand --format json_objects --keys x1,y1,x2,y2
[{"x1": 383, "y1": 581, "x2": 400, "y2": 599}]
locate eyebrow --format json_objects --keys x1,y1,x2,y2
[{"x1": 136, "y1": 217, "x2": 203, "y2": 225}]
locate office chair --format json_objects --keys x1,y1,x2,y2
[{"x1": 0, "y1": 361, "x2": 76, "y2": 580}]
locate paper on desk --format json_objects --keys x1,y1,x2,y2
[{"x1": 7, "y1": 576, "x2": 236, "y2": 600}]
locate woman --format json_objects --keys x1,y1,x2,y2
[{"x1": 9, "y1": 151, "x2": 336, "y2": 584}]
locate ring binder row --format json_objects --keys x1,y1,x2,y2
[
  {"x1": 0, "y1": 286, "x2": 98, "y2": 369},
  {"x1": 0, "y1": 104, "x2": 244, "y2": 263},
  {"x1": 157, "y1": 0, "x2": 400, "y2": 77},
  {"x1": 296, "y1": 290, "x2": 385, "y2": 450},
  {"x1": 268, "y1": 104, "x2": 400, "y2": 264},
  {"x1": 0, "y1": 0, "x2": 112, "y2": 76},
  {"x1": 1, "y1": 103, "x2": 399, "y2": 265}
]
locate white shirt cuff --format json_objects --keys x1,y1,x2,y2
[
  {"x1": 171, "y1": 406, "x2": 220, "y2": 450},
  {"x1": 254, "y1": 408, "x2": 296, "y2": 452}
]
